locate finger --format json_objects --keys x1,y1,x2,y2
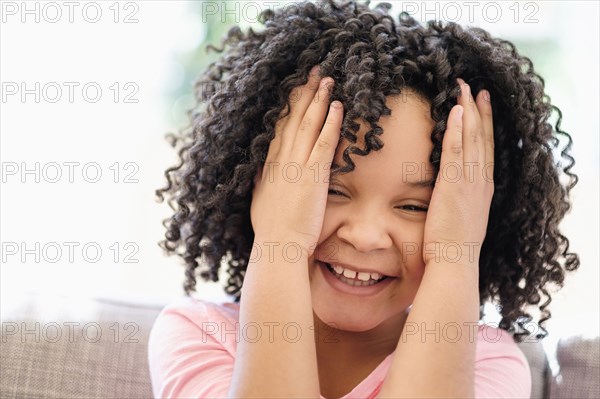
[
  {"x1": 293, "y1": 77, "x2": 334, "y2": 160},
  {"x1": 287, "y1": 65, "x2": 323, "y2": 127},
  {"x1": 439, "y1": 105, "x2": 464, "y2": 182},
  {"x1": 274, "y1": 66, "x2": 323, "y2": 160},
  {"x1": 308, "y1": 100, "x2": 344, "y2": 173},
  {"x1": 475, "y1": 89, "x2": 494, "y2": 173},
  {"x1": 456, "y1": 78, "x2": 481, "y2": 165},
  {"x1": 266, "y1": 66, "x2": 321, "y2": 163}
]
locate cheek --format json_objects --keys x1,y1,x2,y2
[
  {"x1": 309, "y1": 210, "x2": 338, "y2": 267},
  {"x1": 393, "y1": 220, "x2": 426, "y2": 253},
  {"x1": 316, "y1": 206, "x2": 338, "y2": 245}
]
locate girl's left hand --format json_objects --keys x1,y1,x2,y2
[{"x1": 422, "y1": 78, "x2": 495, "y2": 268}]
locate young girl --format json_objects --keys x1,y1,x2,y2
[{"x1": 149, "y1": 1, "x2": 580, "y2": 397}]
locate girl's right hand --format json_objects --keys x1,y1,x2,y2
[{"x1": 250, "y1": 66, "x2": 344, "y2": 258}]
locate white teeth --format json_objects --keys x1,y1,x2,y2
[
  {"x1": 324, "y1": 262, "x2": 389, "y2": 287},
  {"x1": 343, "y1": 269, "x2": 357, "y2": 279},
  {"x1": 357, "y1": 272, "x2": 371, "y2": 281},
  {"x1": 327, "y1": 262, "x2": 385, "y2": 281}
]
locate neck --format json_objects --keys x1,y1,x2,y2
[
  {"x1": 313, "y1": 308, "x2": 409, "y2": 360},
  {"x1": 313, "y1": 309, "x2": 410, "y2": 399}
]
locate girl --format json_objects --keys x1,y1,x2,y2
[{"x1": 149, "y1": 1, "x2": 580, "y2": 397}]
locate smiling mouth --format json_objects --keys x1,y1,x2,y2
[{"x1": 324, "y1": 262, "x2": 391, "y2": 287}]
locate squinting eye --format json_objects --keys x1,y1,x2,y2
[
  {"x1": 327, "y1": 189, "x2": 347, "y2": 197},
  {"x1": 398, "y1": 205, "x2": 429, "y2": 212}
]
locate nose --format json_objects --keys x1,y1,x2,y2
[{"x1": 335, "y1": 209, "x2": 393, "y2": 253}]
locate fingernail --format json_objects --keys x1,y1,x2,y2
[
  {"x1": 310, "y1": 65, "x2": 320, "y2": 75},
  {"x1": 483, "y1": 90, "x2": 491, "y2": 102},
  {"x1": 455, "y1": 105, "x2": 464, "y2": 122}
]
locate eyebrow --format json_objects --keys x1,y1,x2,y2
[{"x1": 404, "y1": 178, "x2": 435, "y2": 188}]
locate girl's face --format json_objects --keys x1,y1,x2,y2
[{"x1": 308, "y1": 91, "x2": 435, "y2": 332}]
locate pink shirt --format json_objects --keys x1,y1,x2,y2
[{"x1": 148, "y1": 297, "x2": 531, "y2": 398}]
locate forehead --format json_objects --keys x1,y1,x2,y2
[{"x1": 333, "y1": 92, "x2": 435, "y2": 173}]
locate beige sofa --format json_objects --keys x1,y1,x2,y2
[{"x1": 1, "y1": 293, "x2": 598, "y2": 398}]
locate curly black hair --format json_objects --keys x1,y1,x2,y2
[{"x1": 156, "y1": 0, "x2": 580, "y2": 342}]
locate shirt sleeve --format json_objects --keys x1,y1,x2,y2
[
  {"x1": 474, "y1": 325, "x2": 532, "y2": 399},
  {"x1": 147, "y1": 298, "x2": 235, "y2": 399}
]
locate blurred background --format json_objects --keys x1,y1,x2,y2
[{"x1": 1, "y1": 0, "x2": 598, "y2": 374}]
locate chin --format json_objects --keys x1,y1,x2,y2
[{"x1": 312, "y1": 301, "x2": 386, "y2": 332}]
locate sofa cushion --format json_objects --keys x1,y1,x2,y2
[
  {"x1": 1, "y1": 293, "x2": 163, "y2": 399},
  {"x1": 549, "y1": 335, "x2": 600, "y2": 399}
]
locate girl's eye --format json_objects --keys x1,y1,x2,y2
[
  {"x1": 398, "y1": 205, "x2": 429, "y2": 212},
  {"x1": 327, "y1": 189, "x2": 347, "y2": 197}
]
